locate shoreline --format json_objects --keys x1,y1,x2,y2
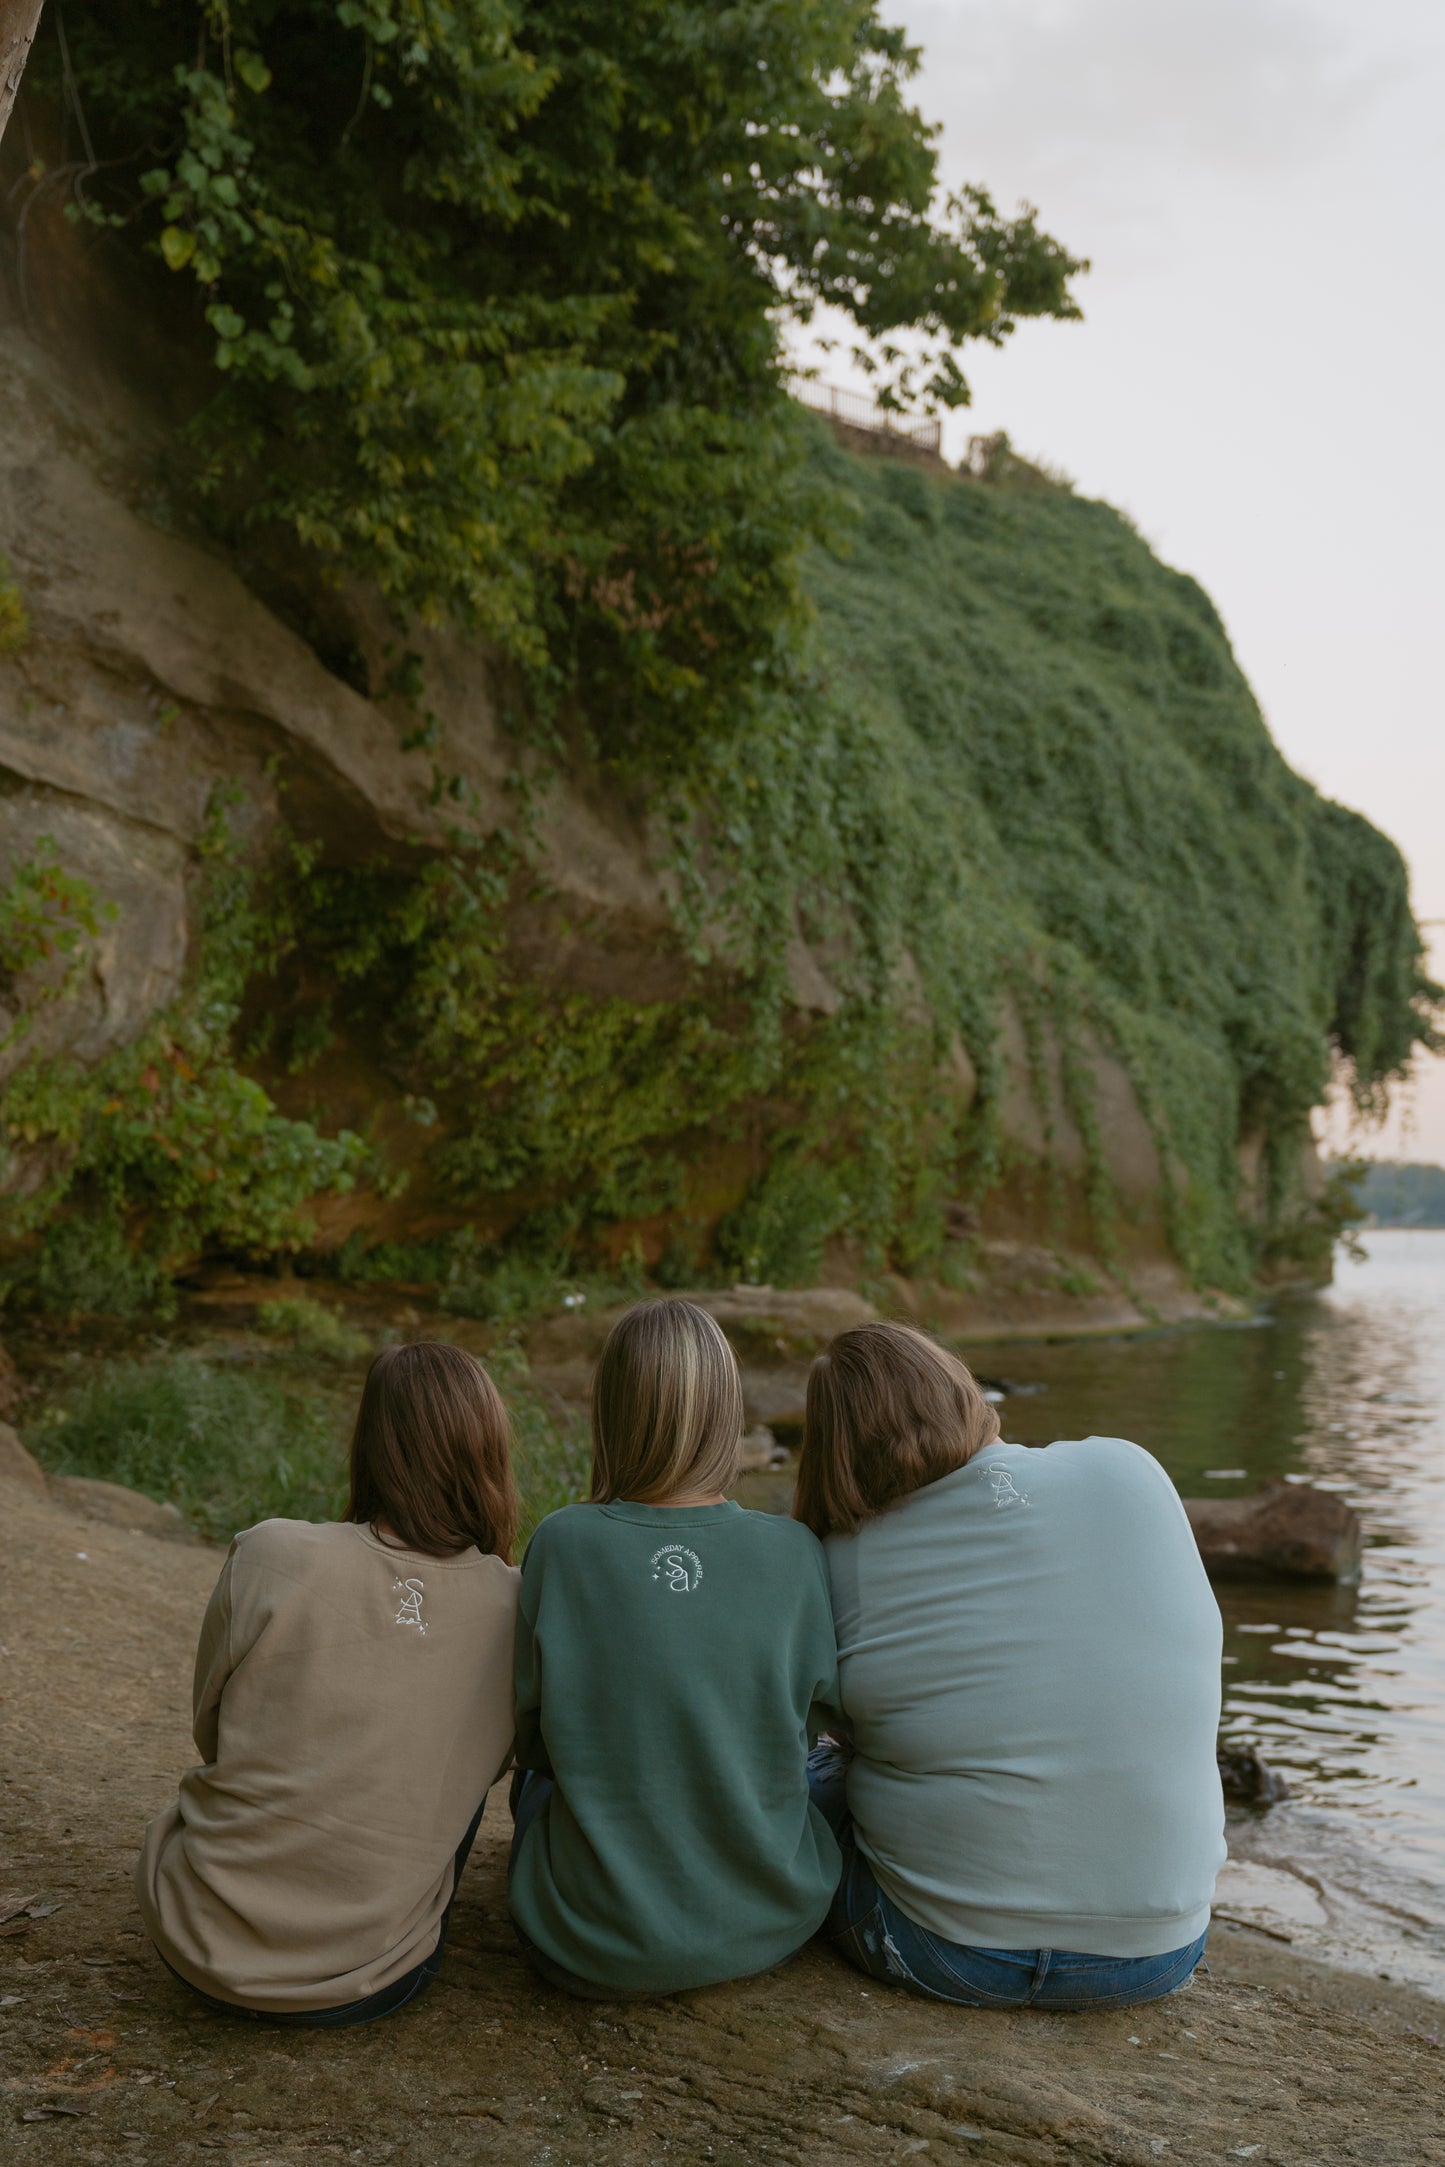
[{"x1": 3, "y1": 1466, "x2": 1441, "y2": 2166}]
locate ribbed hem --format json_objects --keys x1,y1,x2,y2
[
  {"x1": 513, "y1": 1917, "x2": 817, "y2": 2000},
  {"x1": 866, "y1": 1853, "x2": 1214, "y2": 1960}
]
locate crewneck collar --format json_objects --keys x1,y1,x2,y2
[
  {"x1": 349, "y1": 1523, "x2": 485, "y2": 1567},
  {"x1": 597, "y1": 1499, "x2": 745, "y2": 1527}
]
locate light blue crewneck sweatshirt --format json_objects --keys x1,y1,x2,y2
[{"x1": 824, "y1": 1436, "x2": 1226, "y2": 1958}]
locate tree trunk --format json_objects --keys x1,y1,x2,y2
[{"x1": 0, "y1": 0, "x2": 45, "y2": 151}]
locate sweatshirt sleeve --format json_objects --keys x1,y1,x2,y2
[
  {"x1": 191, "y1": 1543, "x2": 238, "y2": 1766},
  {"x1": 512, "y1": 1546, "x2": 553, "y2": 1777},
  {"x1": 802, "y1": 1541, "x2": 845, "y2": 1744}
]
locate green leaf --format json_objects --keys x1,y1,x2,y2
[
  {"x1": 234, "y1": 49, "x2": 272, "y2": 95},
  {"x1": 159, "y1": 226, "x2": 197, "y2": 272}
]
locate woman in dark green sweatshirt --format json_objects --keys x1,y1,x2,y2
[{"x1": 508, "y1": 1297, "x2": 842, "y2": 1996}]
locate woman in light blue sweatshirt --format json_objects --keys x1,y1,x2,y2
[{"x1": 794, "y1": 1322, "x2": 1225, "y2": 2012}]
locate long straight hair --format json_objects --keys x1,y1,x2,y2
[
  {"x1": 794, "y1": 1322, "x2": 1000, "y2": 1539},
  {"x1": 590, "y1": 1298, "x2": 744, "y2": 1504},
  {"x1": 348, "y1": 1340, "x2": 519, "y2": 1562}
]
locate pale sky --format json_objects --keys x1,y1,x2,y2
[{"x1": 790, "y1": 0, "x2": 1445, "y2": 1161}]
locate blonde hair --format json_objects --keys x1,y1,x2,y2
[
  {"x1": 794, "y1": 1321, "x2": 1001, "y2": 1538},
  {"x1": 590, "y1": 1298, "x2": 744, "y2": 1504}
]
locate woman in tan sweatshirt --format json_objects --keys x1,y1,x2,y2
[{"x1": 136, "y1": 1341, "x2": 520, "y2": 2026}]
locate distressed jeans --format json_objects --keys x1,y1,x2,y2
[{"x1": 807, "y1": 1741, "x2": 1207, "y2": 2013}]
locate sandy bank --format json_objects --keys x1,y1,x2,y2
[{"x1": 1, "y1": 1473, "x2": 1439, "y2": 2167}]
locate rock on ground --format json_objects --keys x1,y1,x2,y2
[{"x1": 1, "y1": 1471, "x2": 1440, "y2": 2167}]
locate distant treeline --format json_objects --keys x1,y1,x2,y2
[{"x1": 1352, "y1": 1160, "x2": 1445, "y2": 1227}]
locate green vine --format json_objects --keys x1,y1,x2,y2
[
  {"x1": 2, "y1": 437, "x2": 1436, "y2": 1308},
  {"x1": 0, "y1": 840, "x2": 113, "y2": 1050},
  {"x1": 0, "y1": 557, "x2": 27, "y2": 654},
  {"x1": 0, "y1": 7, "x2": 1435, "y2": 1307},
  {"x1": 0, "y1": 800, "x2": 367, "y2": 1313}
]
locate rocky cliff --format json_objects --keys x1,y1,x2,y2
[{"x1": 0, "y1": 235, "x2": 1432, "y2": 1321}]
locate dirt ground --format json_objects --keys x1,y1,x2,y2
[{"x1": 2, "y1": 1469, "x2": 1441, "y2": 2167}]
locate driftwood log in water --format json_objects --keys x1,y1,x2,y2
[{"x1": 1185, "y1": 1480, "x2": 1362, "y2": 1582}]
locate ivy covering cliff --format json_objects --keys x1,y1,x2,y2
[
  {"x1": 0, "y1": 0, "x2": 1437, "y2": 1312},
  {"x1": 239, "y1": 432, "x2": 1436, "y2": 1295}
]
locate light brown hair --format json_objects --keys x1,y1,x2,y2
[
  {"x1": 347, "y1": 1340, "x2": 519, "y2": 1561},
  {"x1": 794, "y1": 1322, "x2": 1001, "y2": 1538},
  {"x1": 590, "y1": 1298, "x2": 744, "y2": 1504}
]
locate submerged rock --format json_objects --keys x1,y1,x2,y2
[
  {"x1": 1185, "y1": 1481, "x2": 1361, "y2": 1582},
  {"x1": 1217, "y1": 1744, "x2": 1290, "y2": 1805}
]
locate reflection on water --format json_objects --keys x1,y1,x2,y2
[{"x1": 968, "y1": 1228, "x2": 1445, "y2": 1998}]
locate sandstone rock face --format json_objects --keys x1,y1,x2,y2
[
  {"x1": 738, "y1": 1370, "x2": 812, "y2": 1436},
  {"x1": 1185, "y1": 1481, "x2": 1362, "y2": 1583},
  {"x1": 0, "y1": 306, "x2": 1193, "y2": 1268},
  {"x1": 0, "y1": 1339, "x2": 21, "y2": 1420},
  {"x1": 0, "y1": 1418, "x2": 45, "y2": 1493},
  {"x1": 46, "y1": 1471, "x2": 199, "y2": 1542},
  {"x1": 0, "y1": 326, "x2": 688, "y2": 1068},
  {"x1": 697, "y1": 1285, "x2": 878, "y2": 1344},
  {"x1": 738, "y1": 1424, "x2": 785, "y2": 1472}
]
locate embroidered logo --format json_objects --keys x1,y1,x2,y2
[
  {"x1": 987, "y1": 1466, "x2": 1032, "y2": 1511},
  {"x1": 392, "y1": 1576, "x2": 427, "y2": 1633},
  {"x1": 650, "y1": 1543, "x2": 703, "y2": 1594}
]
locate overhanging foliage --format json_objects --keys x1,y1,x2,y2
[
  {"x1": 15, "y1": 0, "x2": 1082, "y2": 712},
  {"x1": 0, "y1": 4, "x2": 1435, "y2": 1306}
]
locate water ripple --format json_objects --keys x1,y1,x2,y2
[{"x1": 973, "y1": 1228, "x2": 1445, "y2": 1995}]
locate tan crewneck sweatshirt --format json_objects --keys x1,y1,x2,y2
[{"x1": 136, "y1": 1518, "x2": 518, "y2": 2012}]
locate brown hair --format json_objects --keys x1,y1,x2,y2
[
  {"x1": 590, "y1": 1298, "x2": 744, "y2": 1504},
  {"x1": 347, "y1": 1340, "x2": 519, "y2": 1562},
  {"x1": 793, "y1": 1322, "x2": 1000, "y2": 1539}
]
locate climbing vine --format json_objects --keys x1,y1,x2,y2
[
  {"x1": 0, "y1": 7, "x2": 1435, "y2": 1305},
  {"x1": 0, "y1": 801, "x2": 367, "y2": 1314},
  {"x1": 0, "y1": 840, "x2": 111, "y2": 1050},
  {"x1": 0, "y1": 556, "x2": 27, "y2": 653},
  {"x1": 1, "y1": 435, "x2": 1436, "y2": 1308},
  {"x1": 233, "y1": 441, "x2": 1436, "y2": 1296}
]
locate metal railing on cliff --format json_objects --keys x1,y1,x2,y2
[{"x1": 790, "y1": 378, "x2": 943, "y2": 454}]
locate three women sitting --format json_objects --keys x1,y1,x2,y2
[{"x1": 138, "y1": 1301, "x2": 1224, "y2": 2019}]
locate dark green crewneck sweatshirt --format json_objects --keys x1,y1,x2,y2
[{"x1": 509, "y1": 1498, "x2": 842, "y2": 1994}]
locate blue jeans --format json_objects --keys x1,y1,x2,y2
[
  {"x1": 807, "y1": 1741, "x2": 1207, "y2": 2013},
  {"x1": 164, "y1": 1796, "x2": 487, "y2": 2028}
]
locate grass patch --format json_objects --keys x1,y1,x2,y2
[
  {"x1": 22, "y1": 1331, "x2": 589, "y2": 1550},
  {"x1": 25, "y1": 1354, "x2": 348, "y2": 1541},
  {"x1": 17, "y1": 1212, "x2": 172, "y2": 1319},
  {"x1": 488, "y1": 1336, "x2": 591, "y2": 1546},
  {"x1": 329, "y1": 1227, "x2": 650, "y2": 1328},
  {"x1": 255, "y1": 1291, "x2": 370, "y2": 1360}
]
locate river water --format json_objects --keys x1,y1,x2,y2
[{"x1": 965, "y1": 1227, "x2": 1445, "y2": 1999}]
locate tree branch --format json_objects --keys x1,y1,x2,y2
[{"x1": 0, "y1": 0, "x2": 45, "y2": 150}]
